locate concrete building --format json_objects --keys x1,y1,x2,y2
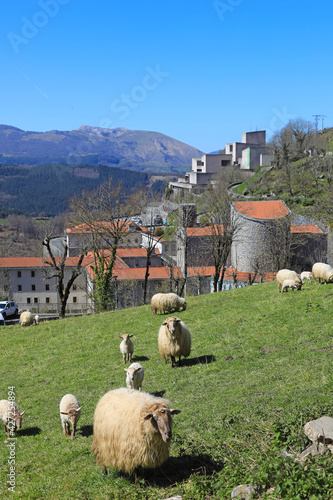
[{"x1": 169, "y1": 130, "x2": 273, "y2": 196}]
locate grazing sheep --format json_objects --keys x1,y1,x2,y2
[
  {"x1": 92, "y1": 388, "x2": 181, "y2": 475},
  {"x1": 0, "y1": 400, "x2": 25, "y2": 438},
  {"x1": 312, "y1": 262, "x2": 333, "y2": 284},
  {"x1": 276, "y1": 269, "x2": 301, "y2": 292},
  {"x1": 151, "y1": 292, "x2": 186, "y2": 316},
  {"x1": 125, "y1": 363, "x2": 144, "y2": 391},
  {"x1": 158, "y1": 316, "x2": 191, "y2": 368},
  {"x1": 119, "y1": 334, "x2": 134, "y2": 363},
  {"x1": 281, "y1": 279, "x2": 302, "y2": 292},
  {"x1": 59, "y1": 394, "x2": 81, "y2": 440},
  {"x1": 34, "y1": 314, "x2": 40, "y2": 325},
  {"x1": 300, "y1": 271, "x2": 312, "y2": 283},
  {"x1": 20, "y1": 311, "x2": 33, "y2": 327}
]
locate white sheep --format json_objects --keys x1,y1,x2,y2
[
  {"x1": 281, "y1": 279, "x2": 302, "y2": 292},
  {"x1": 312, "y1": 262, "x2": 333, "y2": 284},
  {"x1": 119, "y1": 334, "x2": 134, "y2": 363},
  {"x1": 158, "y1": 316, "x2": 191, "y2": 368},
  {"x1": 0, "y1": 399, "x2": 25, "y2": 438},
  {"x1": 92, "y1": 388, "x2": 181, "y2": 475},
  {"x1": 151, "y1": 292, "x2": 186, "y2": 316},
  {"x1": 300, "y1": 271, "x2": 312, "y2": 283},
  {"x1": 20, "y1": 311, "x2": 34, "y2": 327},
  {"x1": 59, "y1": 394, "x2": 81, "y2": 440},
  {"x1": 125, "y1": 362, "x2": 144, "y2": 391},
  {"x1": 34, "y1": 314, "x2": 40, "y2": 325},
  {"x1": 276, "y1": 269, "x2": 301, "y2": 292}
]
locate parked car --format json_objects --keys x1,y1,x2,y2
[
  {"x1": 153, "y1": 216, "x2": 163, "y2": 225},
  {"x1": 130, "y1": 217, "x2": 143, "y2": 225},
  {"x1": 0, "y1": 300, "x2": 19, "y2": 319}
]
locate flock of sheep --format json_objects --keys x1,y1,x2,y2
[
  {"x1": 0, "y1": 291, "x2": 189, "y2": 477},
  {"x1": 1, "y1": 266, "x2": 332, "y2": 479},
  {"x1": 276, "y1": 262, "x2": 333, "y2": 293}
]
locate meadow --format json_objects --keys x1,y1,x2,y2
[{"x1": 1, "y1": 281, "x2": 333, "y2": 499}]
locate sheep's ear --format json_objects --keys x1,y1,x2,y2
[
  {"x1": 20, "y1": 410, "x2": 26, "y2": 416},
  {"x1": 124, "y1": 368, "x2": 128, "y2": 372},
  {"x1": 134, "y1": 367, "x2": 141, "y2": 372},
  {"x1": 119, "y1": 335, "x2": 124, "y2": 339},
  {"x1": 143, "y1": 412, "x2": 153, "y2": 420},
  {"x1": 60, "y1": 411, "x2": 69, "y2": 415},
  {"x1": 129, "y1": 334, "x2": 134, "y2": 338},
  {"x1": 162, "y1": 320, "x2": 168, "y2": 325},
  {"x1": 175, "y1": 318, "x2": 181, "y2": 323},
  {"x1": 77, "y1": 407, "x2": 82, "y2": 412},
  {"x1": 170, "y1": 409, "x2": 181, "y2": 415}
]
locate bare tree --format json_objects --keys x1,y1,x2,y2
[
  {"x1": 42, "y1": 236, "x2": 87, "y2": 318},
  {"x1": 68, "y1": 180, "x2": 137, "y2": 311}
]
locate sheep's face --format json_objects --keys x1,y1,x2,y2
[
  {"x1": 328, "y1": 273, "x2": 333, "y2": 283},
  {"x1": 61, "y1": 407, "x2": 81, "y2": 425},
  {"x1": 163, "y1": 317, "x2": 181, "y2": 337},
  {"x1": 12, "y1": 408, "x2": 25, "y2": 430},
  {"x1": 144, "y1": 404, "x2": 181, "y2": 443},
  {"x1": 119, "y1": 334, "x2": 133, "y2": 344}
]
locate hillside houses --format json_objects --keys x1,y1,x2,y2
[{"x1": 0, "y1": 199, "x2": 327, "y2": 315}]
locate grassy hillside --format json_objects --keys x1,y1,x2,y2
[{"x1": 1, "y1": 282, "x2": 333, "y2": 499}]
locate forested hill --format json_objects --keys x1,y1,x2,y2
[
  {"x1": 0, "y1": 164, "x2": 149, "y2": 217},
  {"x1": 0, "y1": 125, "x2": 203, "y2": 173}
]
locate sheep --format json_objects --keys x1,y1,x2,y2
[
  {"x1": 151, "y1": 292, "x2": 186, "y2": 316},
  {"x1": 0, "y1": 400, "x2": 25, "y2": 438},
  {"x1": 158, "y1": 316, "x2": 191, "y2": 368},
  {"x1": 19, "y1": 311, "x2": 33, "y2": 327},
  {"x1": 119, "y1": 334, "x2": 134, "y2": 363},
  {"x1": 92, "y1": 388, "x2": 181, "y2": 475},
  {"x1": 312, "y1": 262, "x2": 333, "y2": 284},
  {"x1": 59, "y1": 394, "x2": 81, "y2": 440},
  {"x1": 125, "y1": 363, "x2": 144, "y2": 391},
  {"x1": 300, "y1": 271, "x2": 312, "y2": 283},
  {"x1": 34, "y1": 314, "x2": 40, "y2": 325},
  {"x1": 281, "y1": 279, "x2": 302, "y2": 292},
  {"x1": 276, "y1": 269, "x2": 301, "y2": 292}
]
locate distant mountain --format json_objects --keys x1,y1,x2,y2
[{"x1": 0, "y1": 125, "x2": 203, "y2": 173}]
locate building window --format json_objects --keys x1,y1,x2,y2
[
  {"x1": 221, "y1": 160, "x2": 230, "y2": 166},
  {"x1": 31, "y1": 271, "x2": 35, "y2": 278},
  {"x1": 73, "y1": 296, "x2": 77, "y2": 303},
  {"x1": 17, "y1": 271, "x2": 21, "y2": 278},
  {"x1": 45, "y1": 284, "x2": 49, "y2": 291},
  {"x1": 46, "y1": 297, "x2": 50, "y2": 304},
  {"x1": 230, "y1": 145, "x2": 233, "y2": 152},
  {"x1": 197, "y1": 160, "x2": 203, "y2": 166},
  {"x1": 27, "y1": 298, "x2": 31, "y2": 304},
  {"x1": 34, "y1": 297, "x2": 38, "y2": 304},
  {"x1": 18, "y1": 285, "x2": 22, "y2": 292},
  {"x1": 72, "y1": 284, "x2": 77, "y2": 291},
  {"x1": 197, "y1": 169, "x2": 202, "y2": 172},
  {"x1": 31, "y1": 284, "x2": 36, "y2": 291}
]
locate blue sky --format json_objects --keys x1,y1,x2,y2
[{"x1": 1, "y1": 0, "x2": 332, "y2": 152}]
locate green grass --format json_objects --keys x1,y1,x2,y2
[{"x1": 1, "y1": 282, "x2": 333, "y2": 499}]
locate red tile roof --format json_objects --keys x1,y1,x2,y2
[
  {"x1": 0, "y1": 256, "x2": 94, "y2": 268},
  {"x1": 233, "y1": 201, "x2": 290, "y2": 220},
  {"x1": 66, "y1": 221, "x2": 147, "y2": 234},
  {"x1": 186, "y1": 225, "x2": 224, "y2": 237},
  {"x1": 116, "y1": 247, "x2": 160, "y2": 257},
  {"x1": 291, "y1": 225, "x2": 324, "y2": 234}
]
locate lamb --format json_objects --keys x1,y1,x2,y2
[
  {"x1": 312, "y1": 262, "x2": 333, "y2": 284},
  {"x1": 0, "y1": 400, "x2": 25, "y2": 438},
  {"x1": 92, "y1": 388, "x2": 181, "y2": 475},
  {"x1": 151, "y1": 292, "x2": 186, "y2": 316},
  {"x1": 59, "y1": 394, "x2": 81, "y2": 440},
  {"x1": 34, "y1": 314, "x2": 40, "y2": 325},
  {"x1": 300, "y1": 271, "x2": 312, "y2": 283},
  {"x1": 119, "y1": 334, "x2": 134, "y2": 363},
  {"x1": 158, "y1": 316, "x2": 191, "y2": 368},
  {"x1": 20, "y1": 311, "x2": 34, "y2": 327},
  {"x1": 276, "y1": 269, "x2": 301, "y2": 292},
  {"x1": 281, "y1": 279, "x2": 302, "y2": 292},
  {"x1": 125, "y1": 363, "x2": 144, "y2": 391}
]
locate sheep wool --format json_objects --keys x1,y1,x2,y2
[
  {"x1": 276, "y1": 269, "x2": 301, "y2": 292},
  {"x1": 125, "y1": 362, "x2": 144, "y2": 390},
  {"x1": 92, "y1": 388, "x2": 181, "y2": 474},
  {"x1": 281, "y1": 279, "x2": 301, "y2": 292},
  {"x1": 0, "y1": 399, "x2": 25, "y2": 437},
  {"x1": 158, "y1": 316, "x2": 191, "y2": 368},
  {"x1": 20, "y1": 311, "x2": 34, "y2": 327},
  {"x1": 119, "y1": 334, "x2": 134, "y2": 363},
  {"x1": 151, "y1": 292, "x2": 186, "y2": 316},
  {"x1": 59, "y1": 394, "x2": 81, "y2": 439},
  {"x1": 312, "y1": 262, "x2": 333, "y2": 284}
]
